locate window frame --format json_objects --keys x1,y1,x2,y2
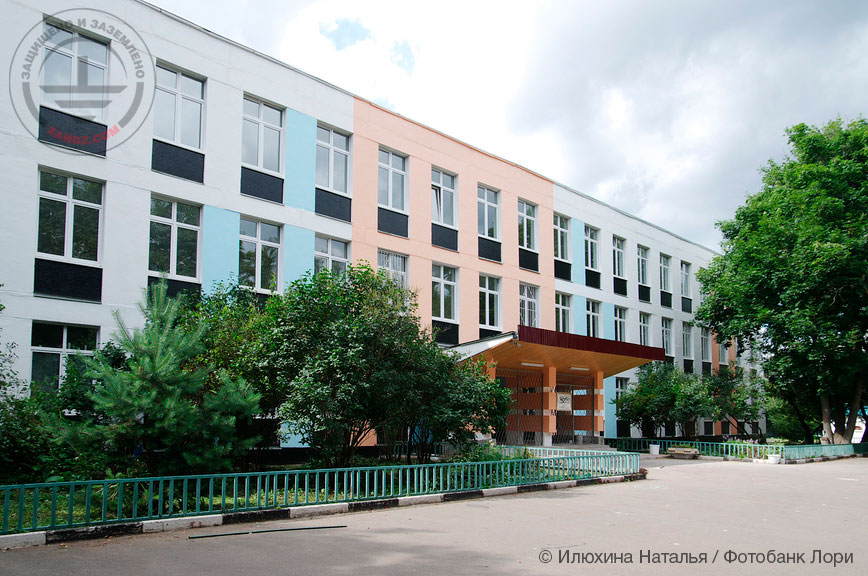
[
  {"x1": 681, "y1": 261, "x2": 691, "y2": 297},
  {"x1": 586, "y1": 299, "x2": 600, "y2": 338},
  {"x1": 30, "y1": 322, "x2": 99, "y2": 392},
  {"x1": 662, "y1": 318, "x2": 673, "y2": 356},
  {"x1": 682, "y1": 322, "x2": 693, "y2": 358},
  {"x1": 700, "y1": 327, "x2": 711, "y2": 361},
  {"x1": 518, "y1": 283, "x2": 539, "y2": 328},
  {"x1": 553, "y1": 214, "x2": 570, "y2": 262},
  {"x1": 660, "y1": 254, "x2": 671, "y2": 292},
  {"x1": 613, "y1": 236, "x2": 626, "y2": 279},
  {"x1": 378, "y1": 249, "x2": 408, "y2": 288},
  {"x1": 479, "y1": 274, "x2": 501, "y2": 330},
  {"x1": 639, "y1": 312, "x2": 651, "y2": 346},
  {"x1": 314, "y1": 235, "x2": 349, "y2": 276},
  {"x1": 241, "y1": 96, "x2": 284, "y2": 175},
  {"x1": 614, "y1": 306, "x2": 627, "y2": 342},
  {"x1": 154, "y1": 63, "x2": 206, "y2": 151},
  {"x1": 555, "y1": 292, "x2": 571, "y2": 333},
  {"x1": 517, "y1": 199, "x2": 537, "y2": 251},
  {"x1": 42, "y1": 21, "x2": 109, "y2": 122},
  {"x1": 477, "y1": 185, "x2": 500, "y2": 240},
  {"x1": 36, "y1": 170, "x2": 104, "y2": 265},
  {"x1": 378, "y1": 148, "x2": 408, "y2": 214},
  {"x1": 316, "y1": 125, "x2": 351, "y2": 196},
  {"x1": 431, "y1": 168, "x2": 457, "y2": 228},
  {"x1": 238, "y1": 217, "x2": 281, "y2": 294},
  {"x1": 584, "y1": 226, "x2": 599, "y2": 271},
  {"x1": 148, "y1": 196, "x2": 201, "y2": 281},
  {"x1": 719, "y1": 340, "x2": 729, "y2": 365},
  {"x1": 432, "y1": 263, "x2": 458, "y2": 322},
  {"x1": 637, "y1": 245, "x2": 649, "y2": 285}
]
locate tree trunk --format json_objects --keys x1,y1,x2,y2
[
  {"x1": 842, "y1": 375, "x2": 864, "y2": 443},
  {"x1": 820, "y1": 395, "x2": 836, "y2": 444}
]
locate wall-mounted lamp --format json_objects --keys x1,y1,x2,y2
[
  {"x1": 570, "y1": 366, "x2": 591, "y2": 372},
  {"x1": 520, "y1": 362, "x2": 544, "y2": 368}
]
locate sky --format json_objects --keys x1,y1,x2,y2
[{"x1": 149, "y1": 0, "x2": 868, "y2": 249}]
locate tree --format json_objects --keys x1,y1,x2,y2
[
  {"x1": 704, "y1": 366, "x2": 765, "y2": 433},
  {"x1": 697, "y1": 118, "x2": 868, "y2": 444},
  {"x1": 84, "y1": 282, "x2": 261, "y2": 474},
  {"x1": 271, "y1": 264, "x2": 509, "y2": 466},
  {"x1": 614, "y1": 362, "x2": 682, "y2": 438}
]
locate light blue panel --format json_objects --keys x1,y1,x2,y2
[
  {"x1": 283, "y1": 224, "x2": 315, "y2": 286},
  {"x1": 603, "y1": 302, "x2": 615, "y2": 340},
  {"x1": 279, "y1": 423, "x2": 308, "y2": 448},
  {"x1": 284, "y1": 108, "x2": 317, "y2": 211},
  {"x1": 570, "y1": 218, "x2": 585, "y2": 284},
  {"x1": 604, "y1": 376, "x2": 617, "y2": 438},
  {"x1": 572, "y1": 295, "x2": 587, "y2": 336},
  {"x1": 202, "y1": 205, "x2": 240, "y2": 292}
]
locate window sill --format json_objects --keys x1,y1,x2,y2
[
  {"x1": 317, "y1": 187, "x2": 352, "y2": 199},
  {"x1": 377, "y1": 205, "x2": 409, "y2": 217},
  {"x1": 152, "y1": 136, "x2": 203, "y2": 156},
  {"x1": 35, "y1": 254, "x2": 101, "y2": 269},
  {"x1": 242, "y1": 163, "x2": 283, "y2": 180}
]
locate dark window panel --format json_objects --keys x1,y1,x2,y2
[
  {"x1": 151, "y1": 139, "x2": 205, "y2": 183},
  {"x1": 378, "y1": 207, "x2": 408, "y2": 237},
  {"x1": 315, "y1": 188, "x2": 352, "y2": 222},
  {"x1": 240, "y1": 167, "x2": 284, "y2": 203}
]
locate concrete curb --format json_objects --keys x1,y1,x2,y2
[{"x1": 0, "y1": 473, "x2": 645, "y2": 550}]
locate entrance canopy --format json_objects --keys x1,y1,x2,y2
[{"x1": 450, "y1": 326, "x2": 665, "y2": 378}]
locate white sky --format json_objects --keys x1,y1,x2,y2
[{"x1": 149, "y1": 0, "x2": 868, "y2": 249}]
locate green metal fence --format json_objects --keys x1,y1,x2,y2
[
  {"x1": 0, "y1": 452, "x2": 639, "y2": 535},
  {"x1": 607, "y1": 437, "x2": 868, "y2": 461}
]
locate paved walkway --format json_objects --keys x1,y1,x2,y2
[{"x1": 2, "y1": 457, "x2": 864, "y2": 575}]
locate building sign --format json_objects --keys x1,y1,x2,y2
[{"x1": 556, "y1": 392, "x2": 572, "y2": 412}]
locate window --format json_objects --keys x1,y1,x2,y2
[
  {"x1": 586, "y1": 300, "x2": 600, "y2": 338},
  {"x1": 148, "y1": 197, "x2": 200, "y2": 279},
  {"x1": 719, "y1": 340, "x2": 729, "y2": 364},
  {"x1": 479, "y1": 275, "x2": 500, "y2": 329},
  {"x1": 37, "y1": 171, "x2": 102, "y2": 262},
  {"x1": 554, "y1": 214, "x2": 570, "y2": 261},
  {"x1": 317, "y1": 127, "x2": 350, "y2": 194},
  {"x1": 584, "y1": 226, "x2": 599, "y2": 270},
  {"x1": 682, "y1": 322, "x2": 693, "y2": 358},
  {"x1": 477, "y1": 186, "x2": 499, "y2": 239},
  {"x1": 378, "y1": 149, "x2": 407, "y2": 212},
  {"x1": 431, "y1": 169, "x2": 456, "y2": 227},
  {"x1": 639, "y1": 312, "x2": 651, "y2": 346},
  {"x1": 517, "y1": 200, "x2": 537, "y2": 250},
  {"x1": 519, "y1": 283, "x2": 538, "y2": 327},
  {"x1": 242, "y1": 97, "x2": 283, "y2": 173},
  {"x1": 154, "y1": 65, "x2": 204, "y2": 149},
  {"x1": 30, "y1": 322, "x2": 98, "y2": 392},
  {"x1": 660, "y1": 254, "x2": 671, "y2": 292},
  {"x1": 555, "y1": 293, "x2": 571, "y2": 333},
  {"x1": 701, "y1": 328, "x2": 711, "y2": 361},
  {"x1": 432, "y1": 264, "x2": 458, "y2": 321},
  {"x1": 681, "y1": 261, "x2": 691, "y2": 296},
  {"x1": 378, "y1": 250, "x2": 408, "y2": 288},
  {"x1": 637, "y1": 245, "x2": 649, "y2": 285},
  {"x1": 615, "y1": 377, "x2": 629, "y2": 404},
  {"x1": 314, "y1": 236, "x2": 348, "y2": 275},
  {"x1": 613, "y1": 236, "x2": 625, "y2": 278},
  {"x1": 614, "y1": 307, "x2": 627, "y2": 342},
  {"x1": 662, "y1": 318, "x2": 673, "y2": 356},
  {"x1": 239, "y1": 218, "x2": 280, "y2": 292},
  {"x1": 42, "y1": 22, "x2": 108, "y2": 121}
]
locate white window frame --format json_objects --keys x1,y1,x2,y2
[
  {"x1": 681, "y1": 261, "x2": 691, "y2": 297},
  {"x1": 613, "y1": 236, "x2": 626, "y2": 279},
  {"x1": 314, "y1": 235, "x2": 349, "y2": 276},
  {"x1": 432, "y1": 264, "x2": 458, "y2": 322},
  {"x1": 239, "y1": 218, "x2": 281, "y2": 293},
  {"x1": 555, "y1": 292, "x2": 571, "y2": 333},
  {"x1": 660, "y1": 254, "x2": 671, "y2": 292},
  {"x1": 615, "y1": 376, "x2": 629, "y2": 404},
  {"x1": 154, "y1": 63, "x2": 205, "y2": 151},
  {"x1": 584, "y1": 226, "x2": 599, "y2": 270},
  {"x1": 148, "y1": 196, "x2": 201, "y2": 280},
  {"x1": 42, "y1": 21, "x2": 109, "y2": 122},
  {"x1": 431, "y1": 168, "x2": 457, "y2": 228},
  {"x1": 36, "y1": 170, "x2": 103, "y2": 264},
  {"x1": 553, "y1": 214, "x2": 570, "y2": 262},
  {"x1": 517, "y1": 199, "x2": 537, "y2": 251},
  {"x1": 378, "y1": 249, "x2": 408, "y2": 288},
  {"x1": 317, "y1": 125, "x2": 351, "y2": 196},
  {"x1": 519, "y1": 283, "x2": 539, "y2": 327},
  {"x1": 477, "y1": 185, "x2": 500, "y2": 240},
  {"x1": 662, "y1": 318, "x2": 673, "y2": 356},
  {"x1": 378, "y1": 148, "x2": 408, "y2": 213},
  {"x1": 586, "y1": 300, "x2": 600, "y2": 338},
  {"x1": 479, "y1": 275, "x2": 501, "y2": 330},
  {"x1": 701, "y1": 328, "x2": 711, "y2": 361},
  {"x1": 30, "y1": 322, "x2": 98, "y2": 391},
  {"x1": 682, "y1": 322, "x2": 693, "y2": 359},
  {"x1": 637, "y1": 245, "x2": 649, "y2": 285},
  {"x1": 614, "y1": 306, "x2": 627, "y2": 342},
  {"x1": 639, "y1": 312, "x2": 651, "y2": 346},
  {"x1": 719, "y1": 340, "x2": 729, "y2": 365},
  {"x1": 242, "y1": 96, "x2": 284, "y2": 174}
]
